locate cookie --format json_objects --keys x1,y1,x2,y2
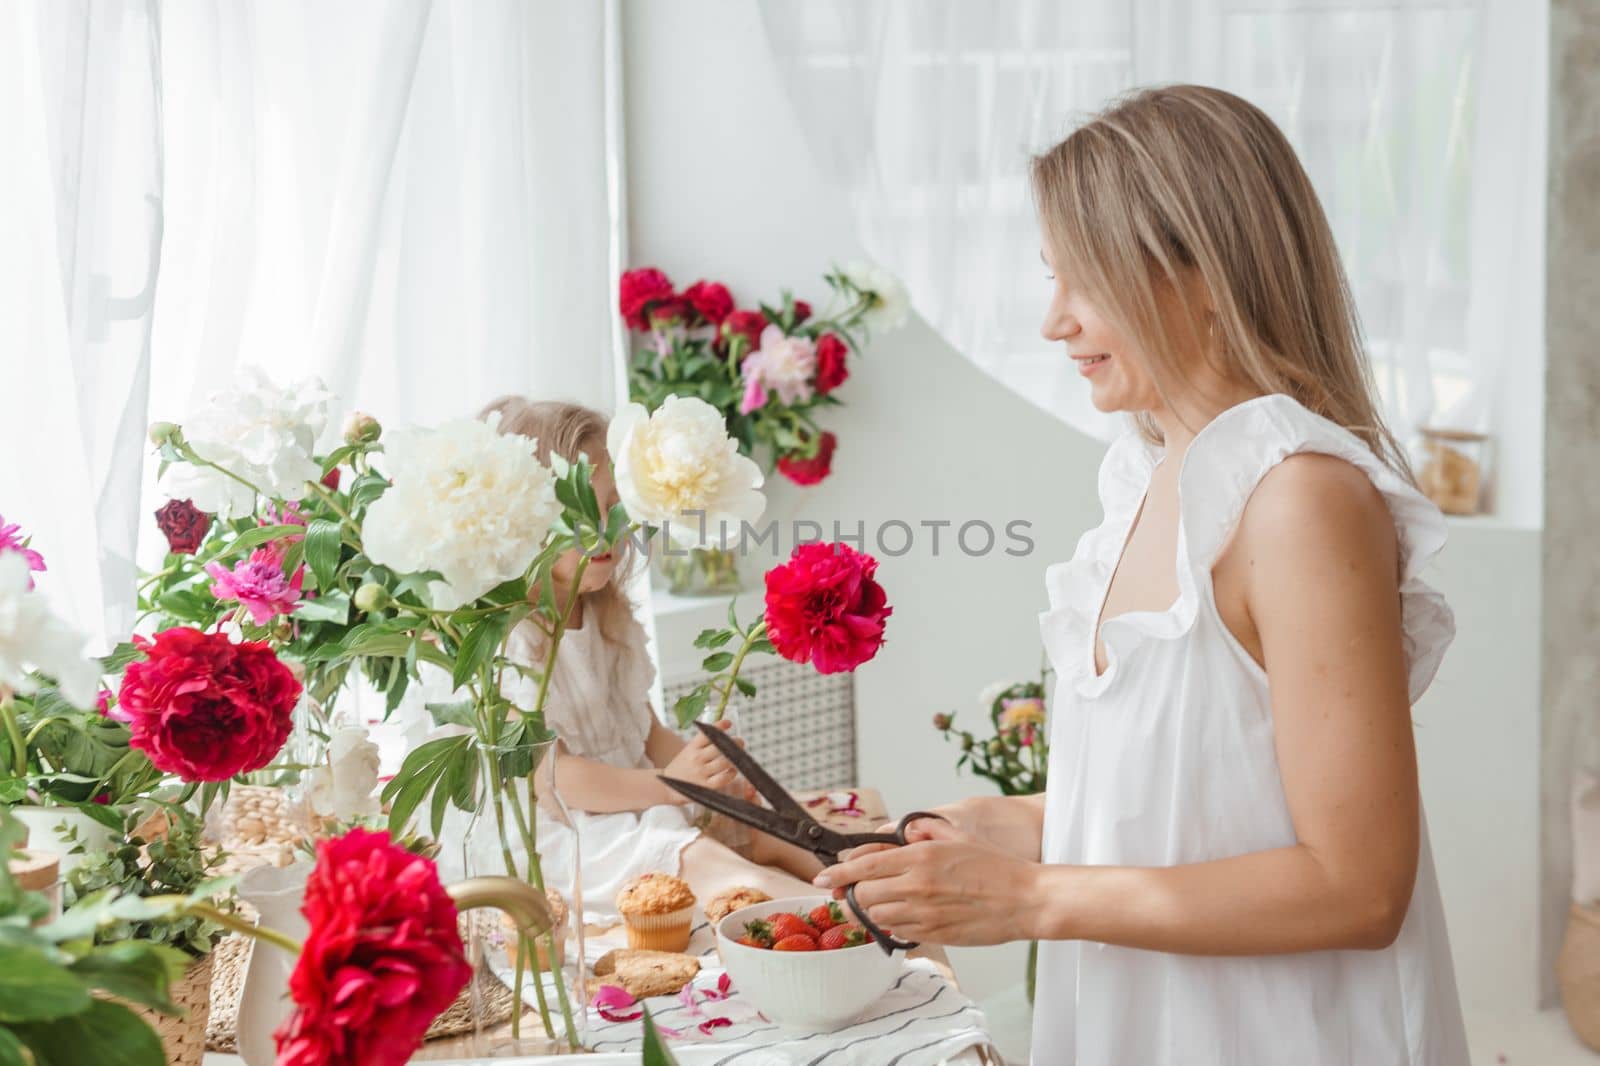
[{"x1": 590, "y1": 948, "x2": 701, "y2": 999}]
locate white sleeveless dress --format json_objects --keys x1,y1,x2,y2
[
  {"x1": 1032, "y1": 394, "x2": 1469, "y2": 1065},
  {"x1": 445, "y1": 609, "x2": 700, "y2": 927}
]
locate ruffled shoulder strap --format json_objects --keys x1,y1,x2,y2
[
  {"x1": 1178, "y1": 394, "x2": 1455, "y2": 703},
  {"x1": 1043, "y1": 429, "x2": 1158, "y2": 610}
]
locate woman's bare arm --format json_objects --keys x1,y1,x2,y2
[{"x1": 825, "y1": 456, "x2": 1422, "y2": 953}]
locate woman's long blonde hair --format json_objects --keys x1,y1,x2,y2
[
  {"x1": 477, "y1": 396, "x2": 643, "y2": 652},
  {"x1": 1031, "y1": 84, "x2": 1411, "y2": 477}
]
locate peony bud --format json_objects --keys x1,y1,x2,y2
[
  {"x1": 987, "y1": 738, "x2": 1006, "y2": 756},
  {"x1": 342, "y1": 411, "x2": 382, "y2": 445},
  {"x1": 932, "y1": 712, "x2": 953, "y2": 731},
  {"x1": 148, "y1": 421, "x2": 180, "y2": 446},
  {"x1": 353, "y1": 583, "x2": 390, "y2": 613},
  {"x1": 961, "y1": 734, "x2": 974, "y2": 751}
]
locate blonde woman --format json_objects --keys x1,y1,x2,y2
[
  {"x1": 817, "y1": 87, "x2": 1469, "y2": 1064},
  {"x1": 471, "y1": 398, "x2": 823, "y2": 925}
]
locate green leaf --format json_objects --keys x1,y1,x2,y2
[
  {"x1": 68, "y1": 942, "x2": 184, "y2": 1014},
  {"x1": 0, "y1": 1027, "x2": 28, "y2": 1066},
  {"x1": 748, "y1": 637, "x2": 774, "y2": 656},
  {"x1": 734, "y1": 676, "x2": 757, "y2": 698},
  {"x1": 425, "y1": 701, "x2": 477, "y2": 729},
  {"x1": 348, "y1": 471, "x2": 390, "y2": 509},
  {"x1": 98, "y1": 642, "x2": 144, "y2": 675},
  {"x1": 672, "y1": 688, "x2": 709, "y2": 729},
  {"x1": 700, "y1": 651, "x2": 734, "y2": 673},
  {"x1": 451, "y1": 615, "x2": 509, "y2": 691},
  {"x1": 8, "y1": 997, "x2": 165, "y2": 1066},
  {"x1": 0, "y1": 943, "x2": 92, "y2": 1022},
  {"x1": 304, "y1": 518, "x2": 342, "y2": 592},
  {"x1": 292, "y1": 588, "x2": 350, "y2": 625},
  {"x1": 692, "y1": 627, "x2": 733, "y2": 651}
]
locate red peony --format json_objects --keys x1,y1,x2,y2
[
  {"x1": 777, "y1": 431, "x2": 837, "y2": 487},
  {"x1": 116, "y1": 627, "x2": 299, "y2": 782},
  {"x1": 683, "y1": 280, "x2": 735, "y2": 326},
  {"x1": 275, "y1": 828, "x2": 472, "y2": 1066},
  {"x1": 792, "y1": 300, "x2": 812, "y2": 325},
  {"x1": 763, "y1": 541, "x2": 892, "y2": 674},
  {"x1": 647, "y1": 294, "x2": 691, "y2": 327},
  {"x1": 813, "y1": 333, "x2": 850, "y2": 394},
  {"x1": 619, "y1": 267, "x2": 676, "y2": 330},
  {"x1": 720, "y1": 309, "x2": 768, "y2": 355},
  {"x1": 154, "y1": 498, "x2": 211, "y2": 555},
  {"x1": 320, "y1": 467, "x2": 340, "y2": 491}
]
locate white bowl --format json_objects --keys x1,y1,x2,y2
[{"x1": 715, "y1": 894, "x2": 904, "y2": 1031}]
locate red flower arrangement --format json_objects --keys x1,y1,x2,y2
[
  {"x1": 274, "y1": 828, "x2": 472, "y2": 1066},
  {"x1": 115, "y1": 626, "x2": 299, "y2": 781},
  {"x1": 622, "y1": 262, "x2": 903, "y2": 489}
]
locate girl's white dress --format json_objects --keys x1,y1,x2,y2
[
  {"x1": 1033, "y1": 395, "x2": 1469, "y2": 1065},
  {"x1": 445, "y1": 608, "x2": 700, "y2": 927}
]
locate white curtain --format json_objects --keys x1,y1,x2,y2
[
  {"x1": 757, "y1": 0, "x2": 1546, "y2": 508},
  {"x1": 0, "y1": 0, "x2": 163, "y2": 648}
]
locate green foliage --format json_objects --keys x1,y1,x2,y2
[
  {"x1": 934, "y1": 669, "x2": 1052, "y2": 797},
  {"x1": 64, "y1": 806, "x2": 233, "y2": 959},
  {"x1": 0, "y1": 809, "x2": 183, "y2": 1066}
]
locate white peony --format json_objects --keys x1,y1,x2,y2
[
  {"x1": 304, "y1": 725, "x2": 382, "y2": 820},
  {"x1": 0, "y1": 555, "x2": 100, "y2": 709},
  {"x1": 159, "y1": 366, "x2": 332, "y2": 517},
  {"x1": 977, "y1": 679, "x2": 1013, "y2": 714},
  {"x1": 607, "y1": 396, "x2": 766, "y2": 549},
  {"x1": 362, "y1": 414, "x2": 560, "y2": 609},
  {"x1": 841, "y1": 259, "x2": 911, "y2": 334}
]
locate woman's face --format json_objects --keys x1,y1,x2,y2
[
  {"x1": 1039, "y1": 245, "x2": 1164, "y2": 415},
  {"x1": 549, "y1": 437, "x2": 620, "y2": 594}
]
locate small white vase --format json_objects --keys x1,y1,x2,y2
[
  {"x1": 8, "y1": 804, "x2": 115, "y2": 877},
  {"x1": 235, "y1": 862, "x2": 312, "y2": 1066}
]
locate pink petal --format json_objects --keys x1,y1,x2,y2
[
  {"x1": 592, "y1": 984, "x2": 642, "y2": 1022},
  {"x1": 656, "y1": 1024, "x2": 683, "y2": 1038},
  {"x1": 697, "y1": 1017, "x2": 733, "y2": 1035},
  {"x1": 677, "y1": 984, "x2": 703, "y2": 1016},
  {"x1": 701, "y1": 972, "x2": 733, "y2": 1001}
]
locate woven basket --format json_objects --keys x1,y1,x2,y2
[
  {"x1": 1558, "y1": 903, "x2": 1600, "y2": 1051},
  {"x1": 130, "y1": 954, "x2": 213, "y2": 1066}
]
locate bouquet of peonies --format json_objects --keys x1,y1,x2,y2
[
  {"x1": 621, "y1": 261, "x2": 908, "y2": 488},
  {"x1": 933, "y1": 672, "x2": 1051, "y2": 797},
  {"x1": 146, "y1": 369, "x2": 765, "y2": 1047}
]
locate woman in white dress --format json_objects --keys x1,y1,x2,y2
[
  {"x1": 470, "y1": 397, "x2": 823, "y2": 926},
  {"x1": 817, "y1": 86, "x2": 1470, "y2": 1065}
]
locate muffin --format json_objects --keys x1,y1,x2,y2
[
  {"x1": 616, "y1": 873, "x2": 696, "y2": 952},
  {"x1": 500, "y1": 887, "x2": 569, "y2": 969},
  {"x1": 704, "y1": 885, "x2": 773, "y2": 925}
]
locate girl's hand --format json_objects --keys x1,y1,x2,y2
[
  {"x1": 812, "y1": 817, "x2": 1041, "y2": 946},
  {"x1": 658, "y1": 719, "x2": 746, "y2": 803}
]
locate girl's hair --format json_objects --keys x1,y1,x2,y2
[
  {"x1": 476, "y1": 396, "x2": 643, "y2": 652},
  {"x1": 1031, "y1": 84, "x2": 1411, "y2": 478}
]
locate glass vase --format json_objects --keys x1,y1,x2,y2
[
  {"x1": 655, "y1": 544, "x2": 742, "y2": 597},
  {"x1": 456, "y1": 737, "x2": 588, "y2": 1056}
]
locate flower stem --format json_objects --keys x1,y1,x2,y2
[
  {"x1": 146, "y1": 898, "x2": 304, "y2": 955},
  {"x1": 712, "y1": 619, "x2": 766, "y2": 721},
  {"x1": 1, "y1": 696, "x2": 27, "y2": 778}
]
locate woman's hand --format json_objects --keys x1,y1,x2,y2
[
  {"x1": 657, "y1": 719, "x2": 747, "y2": 803},
  {"x1": 812, "y1": 817, "x2": 1041, "y2": 946}
]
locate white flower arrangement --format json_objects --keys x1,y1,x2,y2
[
  {"x1": 841, "y1": 260, "x2": 911, "y2": 334},
  {"x1": 0, "y1": 554, "x2": 99, "y2": 709}
]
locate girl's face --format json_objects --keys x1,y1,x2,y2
[
  {"x1": 1039, "y1": 245, "x2": 1164, "y2": 416},
  {"x1": 549, "y1": 437, "x2": 621, "y2": 594}
]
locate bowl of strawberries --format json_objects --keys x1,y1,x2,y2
[{"x1": 715, "y1": 894, "x2": 903, "y2": 1031}]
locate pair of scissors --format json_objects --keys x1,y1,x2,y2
[{"x1": 659, "y1": 720, "x2": 945, "y2": 955}]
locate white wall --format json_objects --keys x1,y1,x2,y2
[{"x1": 624, "y1": 0, "x2": 1547, "y2": 1017}]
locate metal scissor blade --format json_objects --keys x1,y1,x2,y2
[
  {"x1": 656, "y1": 774, "x2": 811, "y2": 845},
  {"x1": 691, "y1": 720, "x2": 811, "y2": 822}
]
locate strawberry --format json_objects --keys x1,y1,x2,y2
[
  {"x1": 819, "y1": 923, "x2": 871, "y2": 950},
  {"x1": 741, "y1": 919, "x2": 775, "y2": 948},
  {"x1": 773, "y1": 934, "x2": 818, "y2": 951},
  {"x1": 808, "y1": 901, "x2": 846, "y2": 932},
  {"x1": 767, "y1": 913, "x2": 816, "y2": 943},
  {"x1": 735, "y1": 935, "x2": 766, "y2": 949}
]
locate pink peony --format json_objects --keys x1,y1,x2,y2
[
  {"x1": 0, "y1": 515, "x2": 46, "y2": 589},
  {"x1": 739, "y1": 325, "x2": 815, "y2": 412},
  {"x1": 207, "y1": 547, "x2": 304, "y2": 625}
]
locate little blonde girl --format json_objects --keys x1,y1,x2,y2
[{"x1": 477, "y1": 397, "x2": 822, "y2": 925}]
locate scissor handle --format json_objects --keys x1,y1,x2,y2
[{"x1": 839, "y1": 811, "x2": 947, "y2": 955}]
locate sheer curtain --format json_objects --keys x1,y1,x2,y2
[
  {"x1": 0, "y1": 0, "x2": 163, "y2": 647},
  {"x1": 758, "y1": 0, "x2": 1546, "y2": 520}
]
